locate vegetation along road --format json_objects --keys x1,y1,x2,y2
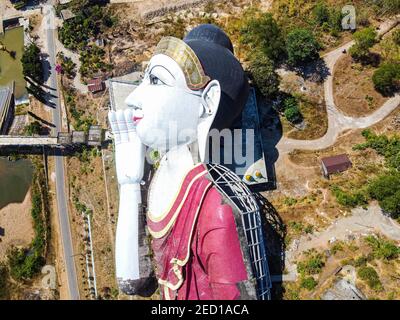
[{"x1": 43, "y1": 2, "x2": 80, "y2": 300}]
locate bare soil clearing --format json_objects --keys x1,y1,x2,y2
[
  {"x1": 334, "y1": 54, "x2": 388, "y2": 117},
  {"x1": 0, "y1": 191, "x2": 33, "y2": 261}
]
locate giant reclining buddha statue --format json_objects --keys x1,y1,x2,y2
[{"x1": 108, "y1": 24, "x2": 271, "y2": 300}]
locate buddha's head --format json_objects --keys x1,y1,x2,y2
[{"x1": 125, "y1": 24, "x2": 249, "y2": 160}]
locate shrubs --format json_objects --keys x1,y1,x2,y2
[
  {"x1": 7, "y1": 247, "x2": 45, "y2": 280},
  {"x1": 79, "y1": 45, "x2": 111, "y2": 79},
  {"x1": 281, "y1": 96, "x2": 303, "y2": 124},
  {"x1": 297, "y1": 251, "x2": 325, "y2": 275},
  {"x1": 300, "y1": 276, "x2": 318, "y2": 290},
  {"x1": 365, "y1": 236, "x2": 400, "y2": 261},
  {"x1": 331, "y1": 185, "x2": 368, "y2": 208},
  {"x1": 372, "y1": 63, "x2": 400, "y2": 96},
  {"x1": 58, "y1": 53, "x2": 77, "y2": 79},
  {"x1": 312, "y1": 2, "x2": 342, "y2": 34},
  {"x1": 357, "y1": 266, "x2": 382, "y2": 290},
  {"x1": 64, "y1": 89, "x2": 95, "y2": 133},
  {"x1": 312, "y1": 2, "x2": 330, "y2": 26},
  {"x1": 284, "y1": 105, "x2": 303, "y2": 124},
  {"x1": 288, "y1": 221, "x2": 313, "y2": 235},
  {"x1": 353, "y1": 130, "x2": 400, "y2": 218},
  {"x1": 286, "y1": 28, "x2": 320, "y2": 66},
  {"x1": 393, "y1": 29, "x2": 400, "y2": 46},
  {"x1": 24, "y1": 121, "x2": 42, "y2": 136},
  {"x1": 349, "y1": 27, "x2": 377, "y2": 62},
  {"x1": 355, "y1": 130, "x2": 400, "y2": 170}
]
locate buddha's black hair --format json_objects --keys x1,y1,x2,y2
[{"x1": 184, "y1": 24, "x2": 249, "y2": 130}]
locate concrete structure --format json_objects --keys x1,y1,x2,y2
[
  {"x1": 72, "y1": 131, "x2": 87, "y2": 144},
  {"x1": 0, "y1": 83, "x2": 15, "y2": 135},
  {"x1": 60, "y1": 9, "x2": 76, "y2": 21},
  {"x1": 321, "y1": 154, "x2": 352, "y2": 178},
  {"x1": 109, "y1": 78, "x2": 139, "y2": 112},
  {"x1": 0, "y1": 15, "x2": 3, "y2": 35},
  {"x1": 109, "y1": 25, "x2": 270, "y2": 300},
  {"x1": 57, "y1": 132, "x2": 72, "y2": 145},
  {"x1": 0, "y1": 126, "x2": 105, "y2": 147},
  {"x1": 87, "y1": 125, "x2": 103, "y2": 146},
  {"x1": 131, "y1": 0, "x2": 220, "y2": 19},
  {"x1": 0, "y1": 136, "x2": 58, "y2": 146},
  {"x1": 322, "y1": 279, "x2": 365, "y2": 300}
]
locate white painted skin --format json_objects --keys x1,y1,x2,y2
[
  {"x1": 108, "y1": 109, "x2": 145, "y2": 282},
  {"x1": 109, "y1": 53, "x2": 221, "y2": 289}
]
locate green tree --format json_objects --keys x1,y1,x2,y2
[
  {"x1": 349, "y1": 27, "x2": 377, "y2": 61},
  {"x1": 286, "y1": 28, "x2": 320, "y2": 66},
  {"x1": 21, "y1": 43, "x2": 43, "y2": 83},
  {"x1": 368, "y1": 173, "x2": 400, "y2": 218},
  {"x1": 240, "y1": 13, "x2": 286, "y2": 63},
  {"x1": 7, "y1": 247, "x2": 45, "y2": 280},
  {"x1": 313, "y1": 2, "x2": 330, "y2": 26},
  {"x1": 282, "y1": 96, "x2": 303, "y2": 123},
  {"x1": 372, "y1": 63, "x2": 400, "y2": 96},
  {"x1": 248, "y1": 53, "x2": 280, "y2": 98}
]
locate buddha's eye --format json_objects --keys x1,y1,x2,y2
[{"x1": 149, "y1": 74, "x2": 164, "y2": 85}]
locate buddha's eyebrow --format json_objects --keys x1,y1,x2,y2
[{"x1": 149, "y1": 64, "x2": 176, "y2": 80}]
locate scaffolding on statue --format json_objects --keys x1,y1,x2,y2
[{"x1": 207, "y1": 163, "x2": 272, "y2": 300}]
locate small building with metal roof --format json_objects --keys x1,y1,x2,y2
[{"x1": 321, "y1": 154, "x2": 352, "y2": 179}]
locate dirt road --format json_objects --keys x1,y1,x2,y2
[{"x1": 277, "y1": 16, "x2": 400, "y2": 154}]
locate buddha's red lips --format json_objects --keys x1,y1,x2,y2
[{"x1": 133, "y1": 116, "x2": 143, "y2": 123}]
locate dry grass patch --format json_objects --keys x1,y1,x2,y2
[{"x1": 334, "y1": 54, "x2": 388, "y2": 117}]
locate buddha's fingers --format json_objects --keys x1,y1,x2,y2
[
  {"x1": 108, "y1": 111, "x2": 121, "y2": 145},
  {"x1": 116, "y1": 110, "x2": 129, "y2": 144}
]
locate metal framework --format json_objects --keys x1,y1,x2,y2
[{"x1": 207, "y1": 163, "x2": 272, "y2": 300}]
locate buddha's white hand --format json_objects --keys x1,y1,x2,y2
[
  {"x1": 109, "y1": 109, "x2": 146, "y2": 290},
  {"x1": 108, "y1": 109, "x2": 145, "y2": 185}
]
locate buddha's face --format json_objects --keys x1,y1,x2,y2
[{"x1": 125, "y1": 54, "x2": 209, "y2": 151}]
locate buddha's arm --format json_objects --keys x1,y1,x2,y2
[
  {"x1": 115, "y1": 183, "x2": 142, "y2": 289},
  {"x1": 109, "y1": 110, "x2": 146, "y2": 294}
]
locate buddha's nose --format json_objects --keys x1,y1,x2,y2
[{"x1": 125, "y1": 84, "x2": 145, "y2": 110}]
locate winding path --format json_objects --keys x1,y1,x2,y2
[{"x1": 277, "y1": 16, "x2": 400, "y2": 154}]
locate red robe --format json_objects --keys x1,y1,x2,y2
[{"x1": 147, "y1": 164, "x2": 248, "y2": 300}]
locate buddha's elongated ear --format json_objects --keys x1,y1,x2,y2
[{"x1": 197, "y1": 80, "x2": 221, "y2": 163}]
